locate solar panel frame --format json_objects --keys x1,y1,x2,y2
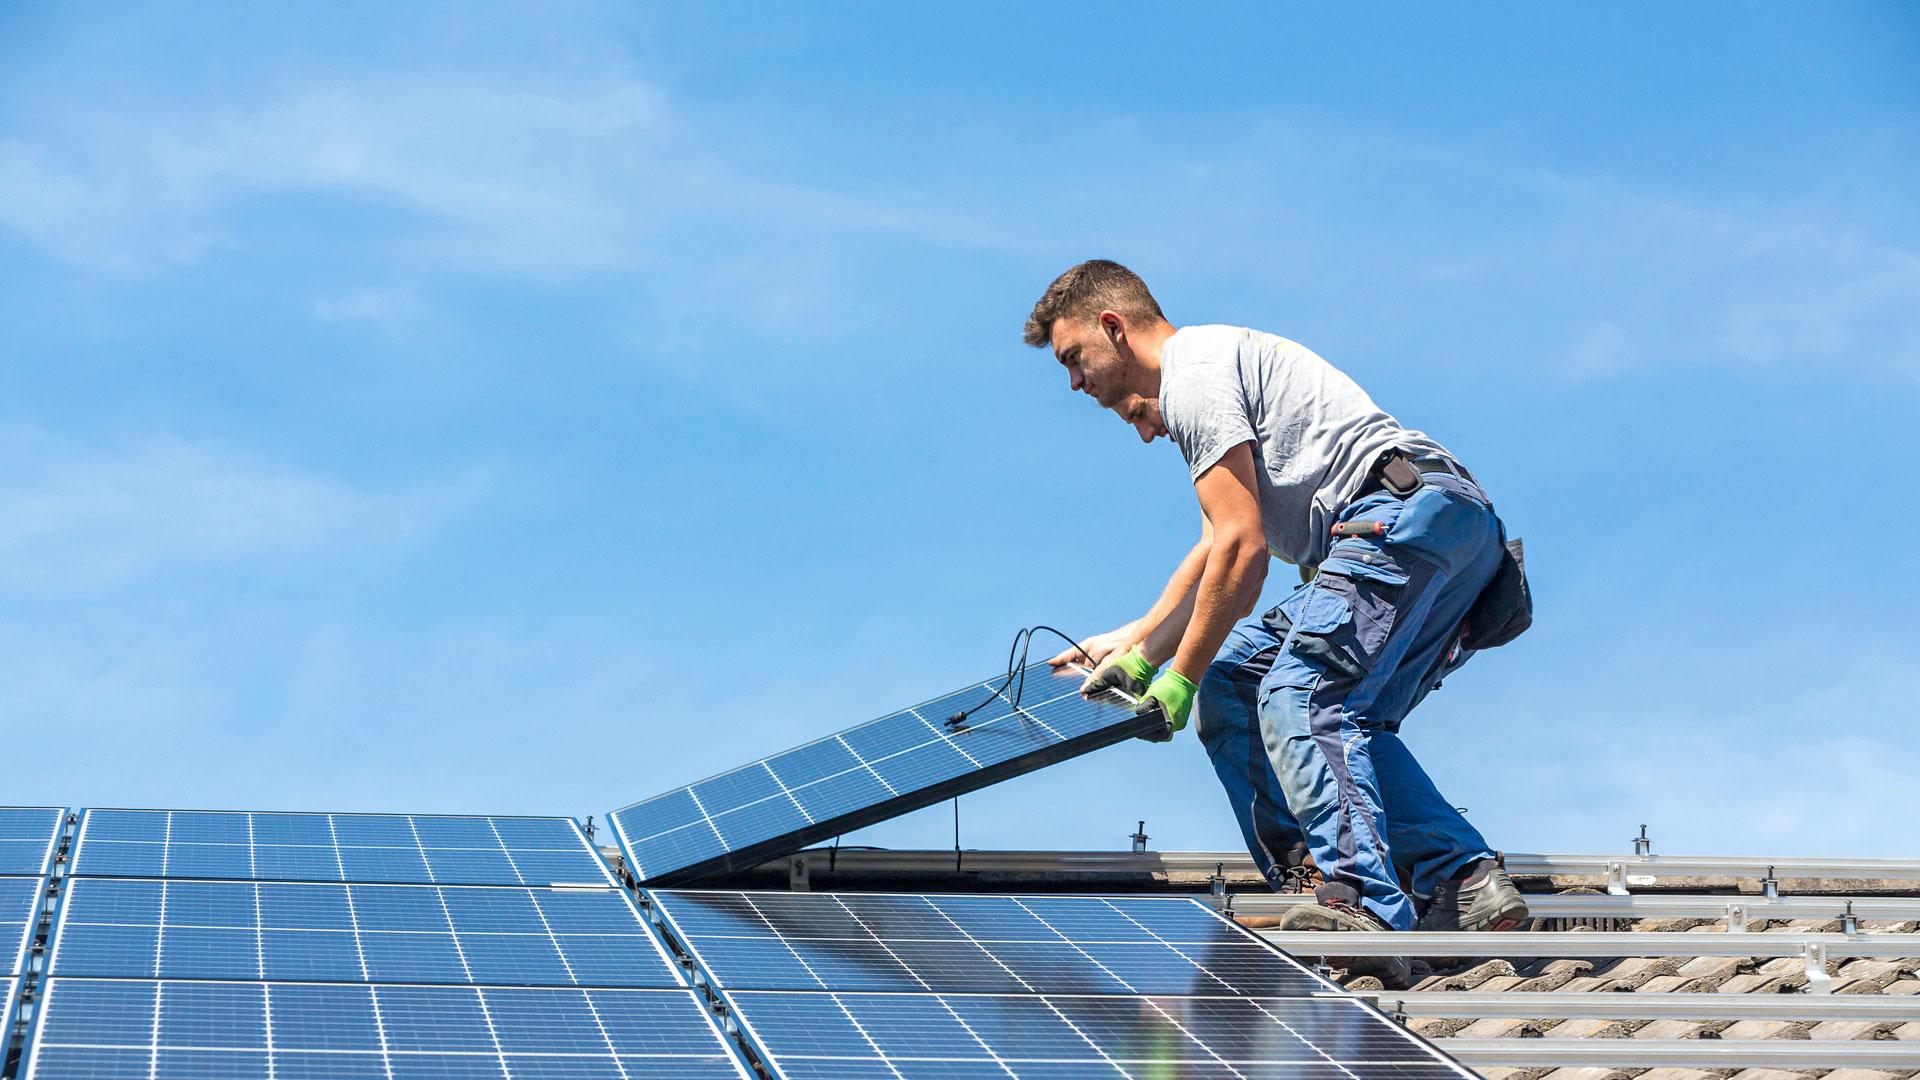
[
  {"x1": 0, "y1": 807, "x2": 66, "y2": 877},
  {"x1": 20, "y1": 977, "x2": 756, "y2": 1080},
  {"x1": 2, "y1": 876, "x2": 46, "y2": 977},
  {"x1": 611, "y1": 664, "x2": 1157, "y2": 884},
  {"x1": 722, "y1": 990, "x2": 1479, "y2": 1079},
  {"x1": 68, "y1": 809, "x2": 614, "y2": 887},
  {"x1": 48, "y1": 878, "x2": 684, "y2": 989},
  {"x1": 651, "y1": 890, "x2": 1333, "y2": 998}
]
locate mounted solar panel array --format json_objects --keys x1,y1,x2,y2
[
  {"x1": 67, "y1": 809, "x2": 613, "y2": 886},
  {"x1": 16, "y1": 808, "x2": 749, "y2": 1080},
  {"x1": 650, "y1": 890, "x2": 1476, "y2": 1079},
  {"x1": 27, "y1": 979, "x2": 749, "y2": 1079},
  {"x1": 1, "y1": 807, "x2": 64, "y2": 1080},
  {"x1": 0, "y1": 809, "x2": 63, "y2": 878},
  {"x1": 610, "y1": 663, "x2": 1155, "y2": 884}
]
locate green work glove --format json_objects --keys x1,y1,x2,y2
[
  {"x1": 1135, "y1": 668, "x2": 1198, "y2": 741},
  {"x1": 1081, "y1": 645, "x2": 1157, "y2": 698}
]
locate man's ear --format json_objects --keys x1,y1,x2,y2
[{"x1": 1100, "y1": 310, "x2": 1124, "y2": 343}]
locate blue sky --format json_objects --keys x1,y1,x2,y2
[{"x1": 3, "y1": 3, "x2": 1916, "y2": 861}]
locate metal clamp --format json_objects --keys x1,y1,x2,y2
[
  {"x1": 1606, "y1": 860, "x2": 1630, "y2": 896},
  {"x1": 1803, "y1": 941, "x2": 1831, "y2": 994},
  {"x1": 1725, "y1": 903, "x2": 1749, "y2": 934}
]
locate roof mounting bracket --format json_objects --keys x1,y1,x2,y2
[
  {"x1": 788, "y1": 855, "x2": 810, "y2": 892},
  {"x1": 1605, "y1": 860, "x2": 1631, "y2": 896},
  {"x1": 1724, "y1": 902, "x2": 1749, "y2": 934},
  {"x1": 1802, "y1": 940, "x2": 1831, "y2": 994}
]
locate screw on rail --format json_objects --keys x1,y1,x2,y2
[
  {"x1": 1633, "y1": 824, "x2": 1652, "y2": 856},
  {"x1": 1762, "y1": 865, "x2": 1779, "y2": 900},
  {"x1": 1842, "y1": 900, "x2": 1859, "y2": 936},
  {"x1": 1131, "y1": 820, "x2": 1149, "y2": 854}
]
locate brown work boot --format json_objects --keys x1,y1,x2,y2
[
  {"x1": 1416, "y1": 858, "x2": 1530, "y2": 933},
  {"x1": 1275, "y1": 883, "x2": 1411, "y2": 987}
]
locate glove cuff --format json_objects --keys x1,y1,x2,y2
[
  {"x1": 1116, "y1": 645, "x2": 1157, "y2": 684},
  {"x1": 1158, "y1": 667, "x2": 1198, "y2": 697}
]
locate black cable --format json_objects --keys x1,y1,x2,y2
[{"x1": 944, "y1": 625, "x2": 1099, "y2": 732}]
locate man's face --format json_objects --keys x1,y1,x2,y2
[
  {"x1": 1051, "y1": 315, "x2": 1166, "y2": 443},
  {"x1": 1049, "y1": 316, "x2": 1130, "y2": 408}
]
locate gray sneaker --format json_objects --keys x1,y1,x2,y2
[
  {"x1": 1416, "y1": 858, "x2": 1530, "y2": 933},
  {"x1": 1276, "y1": 884, "x2": 1411, "y2": 987}
]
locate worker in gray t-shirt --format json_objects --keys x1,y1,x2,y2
[{"x1": 1024, "y1": 260, "x2": 1527, "y2": 979}]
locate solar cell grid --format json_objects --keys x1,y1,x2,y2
[
  {"x1": 0, "y1": 806, "x2": 65, "y2": 876},
  {"x1": 51, "y1": 878, "x2": 680, "y2": 988},
  {"x1": 652, "y1": 891, "x2": 1324, "y2": 997},
  {"x1": 1, "y1": 975, "x2": 16, "y2": 1055},
  {"x1": 69, "y1": 810, "x2": 611, "y2": 887},
  {"x1": 22, "y1": 978, "x2": 753, "y2": 1079},
  {"x1": 612, "y1": 664, "x2": 1155, "y2": 884},
  {"x1": 2, "y1": 876, "x2": 45, "y2": 975},
  {"x1": 725, "y1": 991, "x2": 1476, "y2": 1079}
]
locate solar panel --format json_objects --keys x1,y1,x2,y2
[
  {"x1": 0, "y1": 976, "x2": 18, "y2": 1062},
  {"x1": 50, "y1": 878, "x2": 681, "y2": 988},
  {"x1": 69, "y1": 809, "x2": 612, "y2": 887},
  {"x1": 21, "y1": 978, "x2": 753, "y2": 1079},
  {"x1": 2, "y1": 876, "x2": 44, "y2": 976},
  {"x1": 653, "y1": 891, "x2": 1325, "y2": 997},
  {"x1": 0, "y1": 806, "x2": 65, "y2": 876},
  {"x1": 611, "y1": 663, "x2": 1153, "y2": 883},
  {"x1": 724, "y1": 990, "x2": 1475, "y2": 1079}
]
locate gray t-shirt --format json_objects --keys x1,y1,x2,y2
[{"x1": 1159, "y1": 324, "x2": 1451, "y2": 568}]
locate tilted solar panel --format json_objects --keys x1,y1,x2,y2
[
  {"x1": 653, "y1": 891, "x2": 1324, "y2": 997},
  {"x1": 2, "y1": 876, "x2": 45, "y2": 976},
  {"x1": 69, "y1": 809, "x2": 611, "y2": 887},
  {"x1": 725, "y1": 991, "x2": 1475, "y2": 1079},
  {"x1": 50, "y1": 878, "x2": 680, "y2": 988},
  {"x1": 0, "y1": 976, "x2": 18, "y2": 1064},
  {"x1": 611, "y1": 663, "x2": 1153, "y2": 883},
  {"x1": 0, "y1": 807, "x2": 65, "y2": 876},
  {"x1": 21, "y1": 978, "x2": 753, "y2": 1079}
]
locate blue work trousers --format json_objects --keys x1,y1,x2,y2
[{"x1": 1192, "y1": 467, "x2": 1503, "y2": 930}]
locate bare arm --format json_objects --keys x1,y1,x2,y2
[{"x1": 1143, "y1": 442, "x2": 1268, "y2": 680}]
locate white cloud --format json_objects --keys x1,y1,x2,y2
[
  {"x1": 3, "y1": 32, "x2": 1911, "y2": 395},
  {"x1": 0, "y1": 427, "x2": 493, "y2": 594}
]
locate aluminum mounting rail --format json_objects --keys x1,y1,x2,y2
[
  {"x1": 1262, "y1": 929, "x2": 1917, "y2": 959},
  {"x1": 1375, "y1": 990, "x2": 1920, "y2": 1022},
  {"x1": 1443, "y1": 1038, "x2": 1920, "y2": 1069},
  {"x1": 753, "y1": 847, "x2": 1920, "y2": 884},
  {"x1": 1264, "y1": 929, "x2": 1916, "y2": 992},
  {"x1": 1222, "y1": 891, "x2": 1920, "y2": 923},
  {"x1": 1504, "y1": 852, "x2": 1920, "y2": 888}
]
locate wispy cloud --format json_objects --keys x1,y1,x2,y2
[
  {"x1": 4, "y1": 27, "x2": 1911, "y2": 395},
  {"x1": 0, "y1": 427, "x2": 492, "y2": 595}
]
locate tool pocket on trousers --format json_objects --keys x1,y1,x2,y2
[{"x1": 1285, "y1": 568, "x2": 1404, "y2": 685}]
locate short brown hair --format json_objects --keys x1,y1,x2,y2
[{"x1": 1022, "y1": 259, "x2": 1166, "y2": 347}]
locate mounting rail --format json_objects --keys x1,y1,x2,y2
[
  {"x1": 1502, "y1": 852, "x2": 1920, "y2": 882},
  {"x1": 1223, "y1": 891, "x2": 1920, "y2": 922},
  {"x1": 754, "y1": 847, "x2": 1920, "y2": 884},
  {"x1": 1443, "y1": 1038, "x2": 1920, "y2": 1069},
  {"x1": 1260, "y1": 929, "x2": 1916, "y2": 958},
  {"x1": 1380, "y1": 990, "x2": 1920, "y2": 1021}
]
